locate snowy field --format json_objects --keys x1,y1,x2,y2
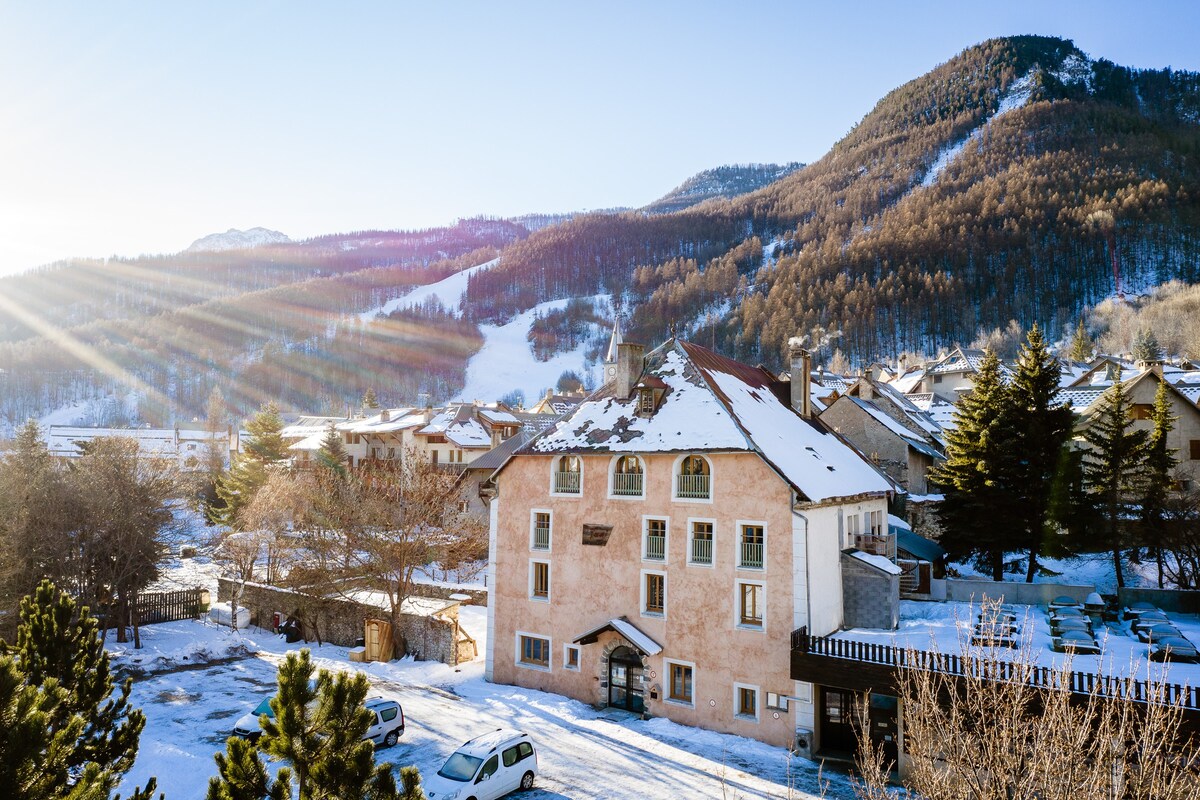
[
  {"x1": 358, "y1": 258, "x2": 499, "y2": 322},
  {"x1": 112, "y1": 615, "x2": 847, "y2": 800}
]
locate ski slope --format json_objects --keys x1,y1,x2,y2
[{"x1": 358, "y1": 257, "x2": 499, "y2": 321}]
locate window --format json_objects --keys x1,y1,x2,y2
[
  {"x1": 639, "y1": 388, "x2": 655, "y2": 413},
  {"x1": 846, "y1": 513, "x2": 861, "y2": 537},
  {"x1": 518, "y1": 742, "x2": 533, "y2": 760},
  {"x1": 867, "y1": 510, "x2": 884, "y2": 536},
  {"x1": 1132, "y1": 403, "x2": 1154, "y2": 420},
  {"x1": 735, "y1": 684, "x2": 759, "y2": 721},
  {"x1": 478, "y1": 755, "x2": 499, "y2": 781},
  {"x1": 380, "y1": 706, "x2": 398, "y2": 722},
  {"x1": 553, "y1": 455, "x2": 581, "y2": 494},
  {"x1": 531, "y1": 510, "x2": 551, "y2": 551},
  {"x1": 1191, "y1": 440, "x2": 1200, "y2": 461},
  {"x1": 563, "y1": 645, "x2": 580, "y2": 670},
  {"x1": 517, "y1": 634, "x2": 550, "y2": 669},
  {"x1": 387, "y1": 446, "x2": 395, "y2": 459},
  {"x1": 676, "y1": 455, "x2": 711, "y2": 499},
  {"x1": 739, "y1": 523, "x2": 765, "y2": 569},
  {"x1": 738, "y1": 582, "x2": 764, "y2": 628},
  {"x1": 643, "y1": 517, "x2": 667, "y2": 561},
  {"x1": 530, "y1": 561, "x2": 550, "y2": 601},
  {"x1": 689, "y1": 520, "x2": 714, "y2": 566},
  {"x1": 667, "y1": 661, "x2": 694, "y2": 705},
  {"x1": 612, "y1": 455, "x2": 644, "y2": 497},
  {"x1": 503, "y1": 746, "x2": 520, "y2": 768},
  {"x1": 642, "y1": 571, "x2": 666, "y2": 616}
]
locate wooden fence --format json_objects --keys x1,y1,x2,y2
[
  {"x1": 134, "y1": 588, "x2": 207, "y2": 625},
  {"x1": 792, "y1": 628, "x2": 1200, "y2": 710}
]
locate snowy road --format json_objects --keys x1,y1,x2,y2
[{"x1": 117, "y1": 621, "x2": 843, "y2": 800}]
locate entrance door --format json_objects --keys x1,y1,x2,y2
[
  {"x1": 608, "y1": 646, "x2": 644, "y2": 713},
  {"x1": 867, "y1": 693, "x2": 899, "y2": 763},
  {"x1": 819, "y1": 688, "x2": 858, "y2": 755}
]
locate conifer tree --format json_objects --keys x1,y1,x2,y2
[
  {"x1": 1068, "y1": 318, "x2": 1094, "y2": 362},
  {"x1": 211, "y1": 403, "x2": 288, "y2": 528},
  {"x1": 1082, "y1": 379, "x2": 1149, "y2": 588},
  {"x1": 14, "y1": 580, "x2": 146, "y2": 776},
  {"x1": 1140, "y1": 378, "x2": 1179, "y2": 588},
  {"x1": 362, "y1": 388, "x2": 380, "y2": 410},
  {"x1": 929, "y1": 350, "x2": 1020, "y2": 579},
  {"x1": 207, "y1": 736, "x2": 291, "y2": 800},
  {"x1": 316, "y1": 423, "x2": 349, "y2": 479},
  {"x1": 1132, "y1": 328, "x2": 1164, "y2": 362},
  {"x1": 1010, "y1": 325, "x2": 1074, "y2": 581}
]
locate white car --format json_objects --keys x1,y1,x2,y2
[
  {"x1": 232, "y1": 688, "x2": 404, "y2": 748},
  {"x1": 424, "y1": 729, "x2": 537, "y2": 800}
]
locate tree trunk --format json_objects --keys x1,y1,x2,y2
[
  {"x1": 132, "y1": 590, "x2": 141, "y2": 649},
  {"x1": 1025, "y1": 542, "x2": 1040, "y2": 583},
  {"x1": 115, "y1": 593, "x2": 128, "y2": 644},
  {"x1": 992, "y1": 550, "x2": 1004, "y2": 582},
  {"x1": 1113, "y1": 545, "x2": 1126, "y2": 589}
]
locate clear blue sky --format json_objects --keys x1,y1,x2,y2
[{"x1": 1, "y1": 0, "x2": 1197, "y2": 275}]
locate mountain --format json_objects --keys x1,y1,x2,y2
[
  {"x1": 641, "y1": 163, "x2": 805, "y2": 214},
  {"x1": 2, "y1": 35, "x2": 1199, "y2": 430},
  {"x1": 187, "y1": 227, "x2": 291, "y2": 252}
]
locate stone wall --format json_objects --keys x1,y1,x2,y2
[
  {"x1": 407, "y1": 581, "x2": 488, "y2": 606},
  {"x1": 944, "y1": 578, "x2": 1094, "y2": 606},
  {"x1": 841, "y1": 554, "x2": 899, "y2": 630},
  {"x1": 1118, "y1": 587, "x2": 1200, "y2": 614},
  {"x1": 217, "y1": 578, "x2": 465, "y2": 664}
]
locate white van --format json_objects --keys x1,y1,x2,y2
[
  {"x1": 232, "y1": 689, "x2": 403, "y2": 748},
  {"x1": 423, "y1": 729, "x2": 537, "y2": 800}
]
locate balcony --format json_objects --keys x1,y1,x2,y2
[
  {"x1": 553, "y1": 471, "x2": 581, "y2": 494},
  {"x1": 645, "y1": 533, "x2": 666, "y2": 561},
  {"x1": 739, "y1": 541, "x2": 764, "y2": 569},
  {"x1": 690, "y1": 537, "x2": 713, "y2": 565},
  {"x1": 532, "y1": 525, "x2": 550, "y2": 551},
  {"x1": 612, "y1": 472, "x2": 643, "y2": 497},
  {"x1": 853, "y1": 532, "x2": 896, "y2": 561},
  {"x1": 675, "y1": 473, "x2": 711, "y2": 499}
]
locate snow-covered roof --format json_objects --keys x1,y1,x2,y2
[
  {"x1": 845, "y1": 548, "x2": 903, "y2": 575},
  {"x1": 341, "y1": 408, "x2": 426, "y2": 434},
  {"x1": 906, "y1": 393, "x2": 958, "y2": 430},
  {"x1": 573, "y1": 617, "x2": 662, "y2": 656},
  {"x1": 521, "y1": 340, "x2": 894, "y2": 504},
  {"x1": 849, "y1": 397, "x2": 943, "y2": 460},
  {"x1": 288, "y1": 432, "x2": 326, "y2": 451},
  {"x1": 889, "y1": 368, "x2": 926, "y2": 394},
  {"x1": 478, "y1": 408, "x2": 520, "y2": 425},
  {"x1": 44, "y1": 426, "x2": 228, "y2": 458},
  {"x1": 418, "y1": 405, "x2": 494, "y2": 448}
]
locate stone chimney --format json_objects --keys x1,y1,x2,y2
[
  {"x1": 380, "y1": 409, "x2": 390, "y2": 422},
  {"x1": 615, "y1": 342, "x2": 646, "y2": 400},
  {"x1": 788, "y1": 338, "x2": 813, "y2": 419},
  {"x1": 859, "y1": 380, "x2": 874, "y2": 401}
]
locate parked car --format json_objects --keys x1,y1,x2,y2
[
  {"x1": 233, "y1": 685, "x2": 403, "y2": 748},
  {"x1": 423, "y1": 729, "x2": 537, "y2": 800}
]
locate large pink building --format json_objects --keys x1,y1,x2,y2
[{"x1": 486, "y1": 336, "x2": 899, "y2": 752}]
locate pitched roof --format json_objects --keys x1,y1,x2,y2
[
  {"x1": 847, "y1": 397, "x2": 944, "y2": 460},
  {"x1": 463, "y1": 428, "x2": 538, "y2": 473},
  {"x1": 518, "y1": 339, "x2": 893, "y2": 504}
]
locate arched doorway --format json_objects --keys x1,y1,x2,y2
[{"x1": 608, "y1": 646, "x2": 644, "y2": 713}]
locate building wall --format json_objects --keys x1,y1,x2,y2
[
  {"x1": 489, "y1": 451, "x2": 800, "y2": 747},
  {"x1": 820, "y1": 399, "x2": 912, "y2": 490},
  {"x1": 841, "y1": 555, "x2": 900, "y2": 630}
]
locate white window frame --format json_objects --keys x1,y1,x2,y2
[
  {"x1": 734, "y1": 682, "x2": 760, "y2": 722},
  {"x1": 530, "y1": 508, "x2": 552, "y2": 552},
  {"x1": 563, "y1": 644, "x2": 581, "y2": 671},
  {"x1": 735, "y1": 519, "x2": 767, "y2": 571},
  {"x1": 640, "y1": 569, "x2": 667, "y2": 618},
  {"x1": 528, "y1": 559, "x2": 551, "y2": 603},
  {"x1": 867, "y1": 509, "x2": 884, "y2": 536},
  {"x1": 735, "y1": 580, "x2": 766, "y2": 631},
  {"x1": 846, "y1": 513, "x2": 861, "y2": 538},
  {"x1": 687, "y1": 517, "x2": 717, "y2": 567},
  {"x1": 549, "y1": 454, "x2": 583, "y2": 497},
  {"x1": 664, "y1": 658, "x2": 696, "y2": 707},
  {"x1": 642, "y1": 515, "x2": 669, "y2": 562},
  {"x1": 672, "y1": 453, "x2": 714, "y2": 504},
  {"x1": 607, "y1": 454, "x2": 645, "y2": 500},
  {"x1": 515, "y1": 631, "x2": 552, "y2": 672}
]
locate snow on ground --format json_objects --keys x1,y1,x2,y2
[
  {"x1": 114, "y1": 619, "x2": 845, "y2": 800},
  {"x1": 921, "y1": 69, "x2": 1035, "y2": 188},
  {"x1": 951, "y1": 551, "x2": 1166, "y2": 595},
  {"x1": 456, "y1": 295, "x2": 607, "y2": 403},
  {"x1": 358, "y1": 257, "x2": 499, "y2": 321},
  {"x1": 149, "y1": 502, "x2": 224, "y2": 597}
]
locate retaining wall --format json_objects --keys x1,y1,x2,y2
[{"x1": 944, "y1": 579, "x2": 1095, "y2": 606}]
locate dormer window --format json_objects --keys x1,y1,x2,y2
[
  {"x1": 612, "y1": 455, "x2": 644, "y2": 497},
  {"x1": 635, "y1": 376, "x2": 667, "y2": 415},
  {"x1": 675, "y1": 455, "x2": 711, "y2": 500},
  {"x1": 553, "y1": 455, "x2": 581, "y2": 495},
  {"x1": 639, "y1": 388, "x2": 655, "y2": 414}
]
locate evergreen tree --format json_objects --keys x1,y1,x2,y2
[
  {"x1": 211, "y1": 403, "x2": 288, "y2": 528},
  {"x1": 362, "y1": 388, "x2": 380, "y2": 410},
  {"x1": 1009, "y1": 325, "x2": 1075, "y2": 581},
  {"x1": 316, "y1": 423, "x2": 349, "y2": 479},
  {"x1": 1067, "y1": 318, "x2": 1094, "y2": 362},
  {"x1": 929, "y1": 350, "x2": 1021, "y2": 580},
  {"x1": 205, "y1": 387, "x2": 230, "y2": 432},
  {"x1": 14, "y1": 580, "x2": 145, "y2": 776},
  {"x1": 208, "y1": 650, "x2": 420, "y2": 800},
  {"x1": 1140, "y1": 378, "x2": 1179, "y2": 588},
  {"x1": 1081, "y1": 379, "x2": 1149, "y2": 588},
  {"x1": 1132, "y1": 328, "x2": 1164, "y2": 362}
]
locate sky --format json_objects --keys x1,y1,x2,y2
[{"x1": 1, "y1": 1, "x2": 1198, "y2": 276}]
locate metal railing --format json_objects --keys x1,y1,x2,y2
[
  {"x1": 532, "y1": 525, "x2": 551, "y2": 550},
  {"x1": 853, "y1": 532, "x2": 896, "y2": 560},
  {"x1": 676, "y1": 473, "x2": 711, "y2": 499},
  {"x1": 613, "y1": 472, "x2": 643, "y2": 496},
  {"x1": 645, "y1": 533, "x2": 666, "y2": 561},
  {"x1": 740, "y1": 541, "x2": 764, "y2": 569},
  {"x1": 553, "y1": 471, "x2": 581, "y2": 494},
  {"x1": 691, "y1": 536, "x2": 713, "y2": 565}
]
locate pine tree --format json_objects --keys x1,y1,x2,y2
[
  {"x1": 1140, "y1": 378, "x2": 1179, "y2": 588},
  {"x1": 1067, "y1": 318, "x2": 1094, "y2": 362},
  {"x1": 362, "y1": 388, "x2": 380, "y2": 410},
  {"x1": 1132, "y1": 328, "x2": 1163, "y2": 362},
  {"x1": 316, "y1": 423, "x2": 349, "y2": 479},
  {"x1": 1081, "y1": 379, "x2": 1149, "y2": 588},
  {"x1": 211, "y1": 403, "x2": 288, "y2": 528},
  {"x1": 1009, "y1": 325, "x2": 1074, "y2": 581},
  {"x1": 207, "y1": 736, "x2": 291, "y2": 800},
  {"x1": 929, "y1": 350, "x2": 1021, "y2": 580},
  {"x1": 14, "y1": 579, "x2": 146, "y2": 775}
]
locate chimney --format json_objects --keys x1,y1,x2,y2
[
  {"x1": 615, "y1": 342, "x2": 646, "y2": 400},
  {"x1": 788, "y1": 338, "x2": 812, "y2": 419},
  {"x1": 380, "y1": 409, "x2": 390, "y2": 422},
  {"x1": 860, "y1": 380, "x2": 874, "y2": 401}
]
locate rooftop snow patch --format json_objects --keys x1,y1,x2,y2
[{"x1": 846, "y1": 549, "x2": 903, "y2": 575}]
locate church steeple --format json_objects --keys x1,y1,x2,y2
[{"x1": 604, "y1": 312, "x2": 623, "y2": 384}]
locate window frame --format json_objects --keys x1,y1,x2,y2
[
  {"x1": 529, "y1": 559, "x2": 551, "y2": 603},
  {"x1": 665, "y1": 659, "x2": 695, "y2": 707},
  {"x1": 563, "y1": 644, "x2": 581, "y2": 671},
  {"x1": 550, "y1": 454, "x2": 583, "y2": 497},
  {"x1": 608, "y1": 454, "x2": 645, "y2": 500},
  {"x1": 640, "y1": 569, "x2": 667, "y2": 618},
  {"x1": 673, "y1": 453, "x2": 714, "y2": 503},
  {"x1": 736, "y1": 580, "x2": 766, "y2": 630},
  {"x1": 687, "y1": 517, "x2": 716, "y2": 567},
  {"x1": 642, "y1": 515, "x2": 669, "y2": 562},
  {"x1": 530, "y1": 508, "x2": 552, "y2": 552},
  {"x1": 515, "y1": 632, "x2": 551, "y2": 671},
  {"x1": 734, "y1": 682, "x2": 760, "y2": 722},
  {"x1": 736, "y1": 519, "x2": 767, "y2": 571}
]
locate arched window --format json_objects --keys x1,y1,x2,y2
[
  {"x1": 676, "y1": 455, "x2": 711, "y2": 499},
  {"x1": 553, "y1": 455, "x2": 581, "y2": 494},
  {"x1": 612, "y1": 455, "x2": 644, "y2": 497}
]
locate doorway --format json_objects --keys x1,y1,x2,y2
[{"x1": 607, "y1": 646, "x2": 644, "y2": 713}]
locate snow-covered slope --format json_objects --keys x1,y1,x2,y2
[
  {"x1": 358, "y1": 257, "x2": 499, "y2": 321},
  {"x1": 186, "y1": 227, "x2": 290, "y2": 253},
  {"x1": 456, "y1": 295, "x2": 608, "y2": 402}
]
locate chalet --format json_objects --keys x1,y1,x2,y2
[
  {"x1": 44, "y1": 425, "x2": 237, "y2": 471},
  {"x1": 485, "y1": 336, "x2": 898, "y2": 750}
]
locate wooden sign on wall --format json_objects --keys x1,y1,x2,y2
[{"x1": 582, "y1": 523, "x2": 613, "y2": 546}]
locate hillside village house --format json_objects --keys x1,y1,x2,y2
[
  {"x1": 485, "y1": 336, "x2": 898, "y2": 751},
  {"x1": 44, "y1": 425, "x2": 237, "y2": 471}
]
